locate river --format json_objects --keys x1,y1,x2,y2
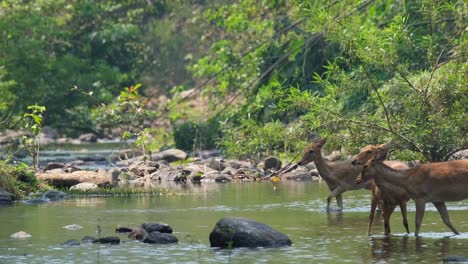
[{"x1": 1, "y1": 181, "x2": 468, "y2": 263}]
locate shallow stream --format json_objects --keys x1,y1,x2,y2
[{"x1": 2, "y1": 181, "x2": 468, "y2": 263}]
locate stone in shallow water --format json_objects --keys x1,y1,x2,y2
[
  {"x1": 63, "y1": 224, "x2": 83, "y2": 230},
  {"x1": 209, "y1": 217, "x2": 292, "y2": 248},
  {"x1": 143, "y1": 232, "x2": 178, "y2": 244},
  {"x1": 141, "y1": 222, "x2": 173, "y2": 234},
  {"x1": 10, "y1": 231, "x2": 32, "y2": 239},
  {"x1": 62, "y1": 239, "x2": 80, "y2": 246}
]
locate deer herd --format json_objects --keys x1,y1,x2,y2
[{"x1": 293, "y1": 138, "x2": 468, "y2": 237}]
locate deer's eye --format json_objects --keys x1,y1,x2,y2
[{"x1": 367, "y1": 150, "x2": 371, "y2": 153}]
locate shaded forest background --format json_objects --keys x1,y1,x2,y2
[{"x1": 0, "y1": 0, "x2": 466, "y2": 163}]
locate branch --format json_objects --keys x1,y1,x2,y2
[
  {"x1": 327, "y1": 110, "x2": 426, "y2": 156},
  {"x1": 362, "y1": 67, "x2": 395, "y2": 133},
  {"x1": 443, "y1": 146, "x2": 468, "y2": 161},
  {"x1": 214, "y1": 33, "x2": 324, "y2": 118}
]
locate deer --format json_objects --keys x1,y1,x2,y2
[
  {"x1": 355, "y1": 142, "x2": 468, "y2": 237},
  {"x1": 353, "y1": 143, "x2": 411, "y2": 236},
  {"x1": 296, "y1": 138, "x2": 410, "y2": 213}
]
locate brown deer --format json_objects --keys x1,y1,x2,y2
[
  {"x1": 296, "y1": 138, "x2": 409, "y2": 212},
  {"x1": 355, "y1": 142, "x2": 468, "y2": 236},
  {"x1": 353, "y1": 143, "x2": 411, "y2": 236}
]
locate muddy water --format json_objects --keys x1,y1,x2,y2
[{"x1": 1, "y1": 181, "x2": 468, "y2": 263}]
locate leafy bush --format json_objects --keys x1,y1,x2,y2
[
  {"x1": 172, "y1": 119, "x2": 220, "y2": 151},
  {"x1": 0, "y1": 161, "x2": 38, "y2": 199}
]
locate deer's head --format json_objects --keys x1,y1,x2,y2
[
  {"x1": 297, "y1": 137, "x2": 327, "y2": 166},
  {"x1": 352, "y1": 142, "x2": 391, "y2": 165},
  {"x1": 355, "y1": 143, "x2": 390, "y2": 184}
]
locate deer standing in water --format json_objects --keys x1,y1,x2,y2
[
  {"x1": 355, "y1": 143, "x2": 468, "y2": 236},
  {"x1": 353, "y1": 143, "x2": 411, "y2": 236},
  {"x1": 296, "y1": 138, "x2": 409, "y2": 213}
]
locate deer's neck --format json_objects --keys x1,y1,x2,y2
[
  {"x1": 314, "y1": 154, "x2": 333, "y2": 181},
  {"x1": 372, "y1": 162, "x2": 409, "y2": 188}
]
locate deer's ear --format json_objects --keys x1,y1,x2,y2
[
  {"x1": 378, "y1": 141, "x2": 391, "y2": 150},
  {"x1": 374, "y1": 145, "x2": 390, "y2": 162},
  {"x1": 315, "y1": 137, "x2": 328, "y2": 147}
]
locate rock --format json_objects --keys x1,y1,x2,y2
[
  {"x1": 43, "y1": 162, "x2": 65, "y2": 172},
  {"x1": 70, "y1": 182, "x2": 99, "y2": 191},
  {"x1": 63, "y1": 224, "x2": 83, "y2": 230},
  {"x1": 94, "y1": 236, "x2": 120, "y2": 245},
  {"x1": 23, "y1": 198, "x2": 50, "y2": 204},
  {"x1": 128, "y1": 227, "x2": 148, "y2": 241},
  {"x1": 42, "y1": 190, "x2": 67, "y2": 201},
  {"x1": 141, "y1": 222, "x2": 173, "y2": 234},
  {"x1": 283, "y1": 170, "x2": 314, "y2": 181},
  {"x1": 143, "y1": 232, "x2": 178, "y2": 244},
  {"x1": 129, "y1": 161, "x2": 159, "y2": 177},
  {"x1": 10, "y1": 231, "x2": 32, "y2": 239},
  {"x1": 80, "y1": 155, "x2": 106, "y2": 162},
  {"x1": 262, "y1": 156, "x2": 282, "y2": 172},
  {"x1": 151, "y1": 149, "x2": 187, "y2": 163},
  {"x1": 206, "y1": 158, "x2": 225, "y2": 171},
  {"x1": 115, "y1": 226, "x2": 133, "y2": 233},
  {"x1": 221, "y1": 166, "x2": 236, "y2": 175},
  {"x1": 225, "y1": 160, "x2": 252, "y2": 170},
  {"x1": 150, "y1": 168, "x2": 184, "y2": 182},
  {"x1": 81, "y1": 236, "x2": 96, "y2": 243},
  {"x1": 79, "y1": 133, "x2": 98, "y2": 143},
  {"x1": 209, "y1": 217, "x2": 292, "y2": 248},
  {"x1": 111, "y1": 149, "x2": 144, "y2": 161},
  {"x1": 443, "y1": 256, "x2": 468, "y2": 262},
  {"x1": 62, "y1": 239, "x2": 80, "y2": 246},
  {"x1": 0, "y1": 190, "x2": 13, "y2": 205},
  {"x1": 37, "y1": 171, "x2": 111, "y2": 188}
]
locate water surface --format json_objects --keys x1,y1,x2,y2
[{"x1": 1, "y1": 181, "x2": 468, "y2": 263}]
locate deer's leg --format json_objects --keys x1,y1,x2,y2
[
  {"x1": 432, "y1": 202, "x2": 460, "y2": 235},
  {"x1": 368, "y1": 194, "x2": 379, "y2": 236},
  {"x1": 414, "y1": 199, "x2": 426, "y2": 237},
  {"x1": 399, "y1": 202, "x2": 410, "y2": 234},
  {"x1": 327, "y1": 188, "x2": 344, "y2": 212},
  {"x1": 336, "y1": 194, "x2": 343, "y2": 210},
  {"x1": 382, "y1": 202, "x2": 396, "y2": 236}
]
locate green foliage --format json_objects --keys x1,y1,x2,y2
[
  {"x1": 0, "y1": 161, "x2": 38, "y2": 199},
  {"x1": 173, "y1": 119, "x2": 220, "y2": 151},
  {"x1": 0, "y1": 0, "x2": 167, "y2": 132},
  {"x1": 22, "y1": 104, "x2": 46, "y2": 170}
]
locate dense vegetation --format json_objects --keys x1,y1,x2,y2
[{"x1": 1, "y1": 0, "x2": 467, "y2": 170}]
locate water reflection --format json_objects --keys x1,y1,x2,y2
[{"x1": 370, "y1": 236, "x2": 410, "y2": 260}]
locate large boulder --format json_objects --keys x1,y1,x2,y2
[
  {"x1": 0, "y1": 190, "x2": 13, "y2": 205},
  {"x1": 37, "y1": 171, "x2": 111, "y2": 187},
  {"x1": 209, "y1": 217, "x2": 292, "y2": 248},
  {"x1": 151, "y1": 149, "x2": 187, "y2": 163}
]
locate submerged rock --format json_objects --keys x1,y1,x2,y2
[
  {"x1": 62, "y1": 239, "x2": 80, "y2": 246},
  {"x1": 42, "y1": 190, "x2": 67, "y2": 201},
  {"x1": 143, "y1": 232, "x2": 178, "y2": 244},
  {"x1": 209, "y1": 217, "x2": 292, "y2": 248},
  {"x1": 23, "y1": 197, "x2": 50, "y2": 204},
  {"x1": 94, "y1": 236, "x2": 120, "y2": 245},
  {"x1": 81, "y1": 236, "x2": 96, "y2": 243}
]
